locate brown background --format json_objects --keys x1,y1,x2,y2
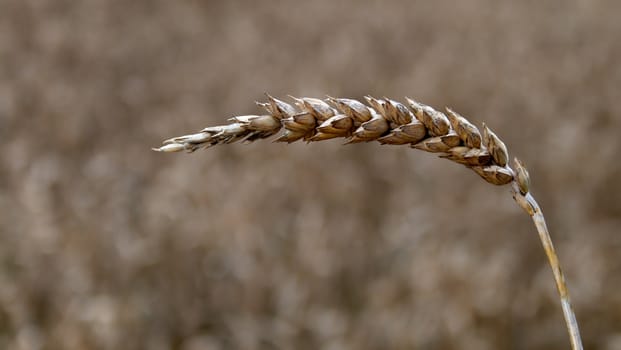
[{"x1": 1, "y1": 0, "x2": 620, "y2": 349}]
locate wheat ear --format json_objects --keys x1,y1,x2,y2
[{"x1": 153, "y1": 94, "x2": 583, "y2": 349}]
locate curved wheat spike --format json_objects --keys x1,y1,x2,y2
[{"x1": 153, "y1": 95, "x2": 583, "y2": 350}]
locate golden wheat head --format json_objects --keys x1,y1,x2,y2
[{"x1": 154, "y1": 94, "x2": 514, "y2": 186}]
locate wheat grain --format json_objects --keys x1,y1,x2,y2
[
  {"x1": 154, "y1": 94, "x2": 513, "y2": 186},
  {"x1": 153, "y1": 94, "x2": 583, "y2": 350}
]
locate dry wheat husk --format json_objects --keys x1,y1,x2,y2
[{"x1": 154, "y1": 95, "x2": 513, "y2": 186}]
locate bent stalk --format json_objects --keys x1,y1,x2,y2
[{"x1": 511, "y1": 179, "x2": 583, "y2": 350}]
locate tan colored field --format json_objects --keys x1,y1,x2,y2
[{"x1": 1, "y1": 1, "x2": 620, "y2": 349}]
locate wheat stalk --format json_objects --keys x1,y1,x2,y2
[{"x1": 154, "y1": 94, "x2": 583, "y2": 349}]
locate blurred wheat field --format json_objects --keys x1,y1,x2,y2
[{"x1": 1, "y1": 0, "x2": 621, "y2": 349}]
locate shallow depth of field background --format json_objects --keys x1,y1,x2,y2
[{"x1": 1, "y1": 1, "x2": 620, "y2": 349}]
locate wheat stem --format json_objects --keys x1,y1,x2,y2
[
  {"x1": 154, "y1": 95, "x2": 583, "y2": 348},
  {"x1": 511, "y1": 181, "x2": 583, "y2": 350}
]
